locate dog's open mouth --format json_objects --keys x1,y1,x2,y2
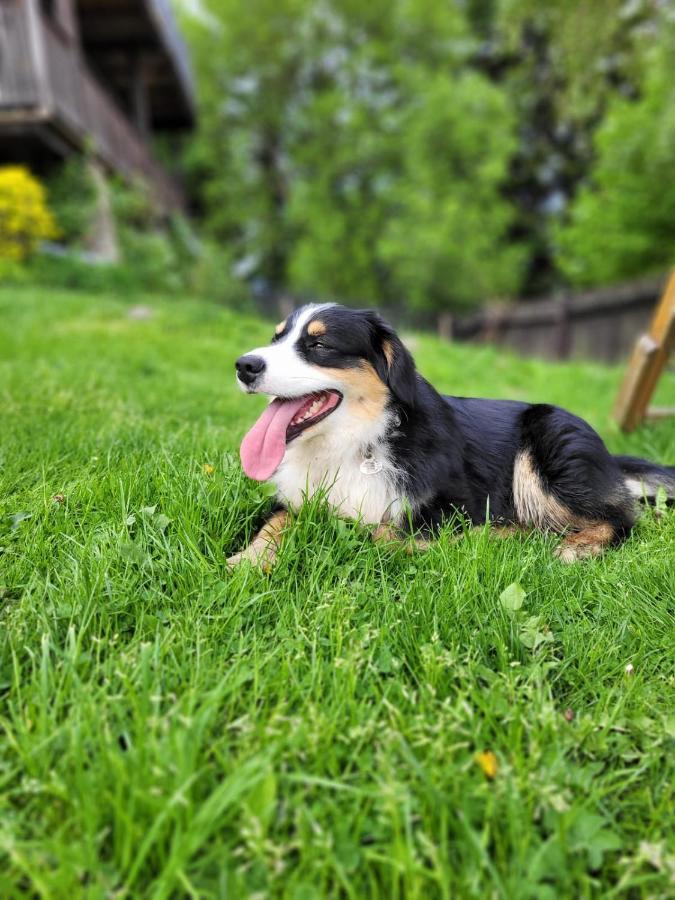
[
  {"x1": 240, "y1": 390, "x2": 342, "y2": 481},
  {"x1": 286, "y1": 390, "x2": 342, "y2": 441}
]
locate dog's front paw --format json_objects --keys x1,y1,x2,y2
[
  {"x1": 372, "y1": 523, "x2": 400, "y2": 544},
  {"x1": 226, "y1": 540, "x2": 278, "y2": 572}
]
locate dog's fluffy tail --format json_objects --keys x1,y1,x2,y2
[{"x1": 615, "y1": 454, "x2": 675, "y2": 501}]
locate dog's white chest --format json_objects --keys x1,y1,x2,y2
[{"x1": 272, "y1": 439, "x2": 402, "y2": 525}]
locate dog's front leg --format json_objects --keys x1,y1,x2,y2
[
  {"x1": 227, "y1": 510, "x2": 290, "y2": 571},
  {"x1": 372, "y1": 523, "x2": 431, "y2": 554}
]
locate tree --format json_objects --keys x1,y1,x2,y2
[
  {"x1": 182, "y1": 0, "x2": 310, "y2": 287},
  {"x1": 377, "y1": 71, "x2": 523, "y2": 312},
  {"x1": 181, "y1": 0, "x2": 524, "y2": 312},
  {"x1": 555, "y1": 20, "x2": 675, "y2": 285},
  {"x1": 469, "y1": 0, "x2": 661, "y2": 294}
]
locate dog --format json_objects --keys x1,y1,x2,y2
[{"x1": 228, "y1": 303, "x2": 675, "y2": 568}]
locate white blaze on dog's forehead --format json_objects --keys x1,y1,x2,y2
[
  {"x1": 279, "y1": 303, "x2": 333, "y2": 344},
  {"x1": 237, "y1": 304, "x2": 337, "y2": 398}
]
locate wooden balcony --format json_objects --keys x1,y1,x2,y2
[{"x1": 0, "y1": 0, "x2": 185, "y2": 210}]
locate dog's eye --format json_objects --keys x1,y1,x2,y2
[{"x1": 310, "y1": 340, "x2": 327, "y2": 349}]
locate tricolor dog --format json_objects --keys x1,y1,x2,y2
[{"x1": 228, "y1": 303, "x2": 674, "y2": 568}]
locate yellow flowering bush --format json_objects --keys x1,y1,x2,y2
[{"x1": 0, "y1": 166, "x2": 59, "y2": 261}]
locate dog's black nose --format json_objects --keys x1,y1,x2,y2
[{"x1": 235, "y1": 354, "x2": 266, "y2": 385}]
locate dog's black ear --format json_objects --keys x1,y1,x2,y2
[{"x1": 367, "y1": 312, "x2": 418, "y2": 408}]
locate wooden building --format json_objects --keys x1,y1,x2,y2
[{"x1": 0, "y1": 0, "x2": 195, "y2": 210}]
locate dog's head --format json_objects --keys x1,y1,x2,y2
[{"x1": 235, "y1": 304, "x2": 417, "y2": 480}]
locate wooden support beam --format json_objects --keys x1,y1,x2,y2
[
  {"x1": 131, "y1": 53, "x2": 151, "y2": 137},
  {"x1": 613, "y1": 271, "x2": 675, "y2": 432}
]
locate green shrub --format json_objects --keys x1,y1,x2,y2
[
  {"x1": 2, "y1": 164, "x2": 244, "y2": 303},
  {"x1": 555, "y1": 24, "x2": 675, "y2": 285},
  {"x1": 0, "y1": 254, "x2": 137, "y2": 294},
  {"x1": 117, "y1": 228, "x2": 186, "y2": 294},
  {"x1": 0, "y1": 243, "x2": 246, "y2": 306},
  {"x1": 189, "y1": 239, "x2": 246, "y2": 305},
  {"x1": 110, "y1": 178, "x2": 204, "y2": 295},
  {"x1": 46, "y1": 158, "x2": 97, "y2": 245}
]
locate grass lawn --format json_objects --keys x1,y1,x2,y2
[{"x1": 1, "y1": 286, "x2": 674, "y2": 898}]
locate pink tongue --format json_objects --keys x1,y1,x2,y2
[{"x1": 240, "y1": 396, "x2": 309, "y2": 481}]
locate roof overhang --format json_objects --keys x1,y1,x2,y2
[{"x1": 77, "y1": 0, "x2": 196, "y2": 129}]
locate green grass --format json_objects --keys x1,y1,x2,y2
[{"x1": 1, "y1": 287, "x2": 673, "y2": 898}]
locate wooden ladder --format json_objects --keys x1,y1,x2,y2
[{"x1": 614, "y1": 271, "x2": 675, "y2": 432}]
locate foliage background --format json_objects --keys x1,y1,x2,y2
[
  {"x1": 179, "y1": 0, "x2": 675, "y2": 311},
  {"x1": 3, "y1": 1, "x2": 674, "y2": 314}
]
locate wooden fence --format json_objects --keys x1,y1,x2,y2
[{"x1": 447, "y1": 276, "x2": 665, "y2": 363}]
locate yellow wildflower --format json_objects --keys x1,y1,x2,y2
[{"x1": 0, "y1": 166, "x2": 59, "y2": 261}]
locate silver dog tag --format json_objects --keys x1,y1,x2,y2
[{"x1": 360, "y1": 455, "x2": 383, "y2": 475}]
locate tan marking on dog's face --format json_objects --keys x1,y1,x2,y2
[
  {"x1": 320, "y1": 362, "x2": 389, "y2": 422},
  {"x1": 554, "y1": 523, "x2": 615, "y2": 563},
  {"x1": 513, "y1": 451, "x2": 589, "y2": 532},
  {"x1": 307, "y1": 320, "x2": 326, "y2": 337},
  {"x1": 382, "y1": 339, "x2": 394, "y2": 368},
  {"x1": 275, "y1": 319, "x2": 288, "y2": 336}
]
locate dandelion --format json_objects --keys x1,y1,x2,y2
[{"x1": 474, "y1": 750, "x2": 498, "y2": 780}]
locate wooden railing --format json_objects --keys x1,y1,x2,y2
[
  {"x1": 0, "y1": 0, "x2": 41, "y2": 109},
  {"x1": 0, "y1": 0, "x2": 184, "y2": 210}
]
